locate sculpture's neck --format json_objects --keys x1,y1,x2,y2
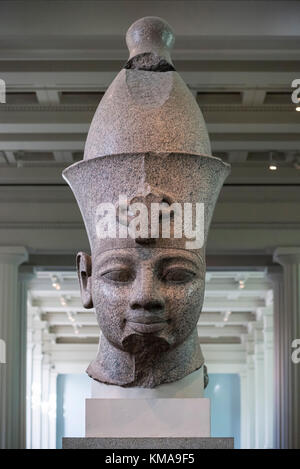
[{"x1": 86, "y1": 329, "x2": 204, "y2": 388}]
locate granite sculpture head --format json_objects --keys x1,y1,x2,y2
[
  {"x1": 63, "y1": 17, "x2": 230, "y2": 388},
  {"x1": 79, "y1": 246, "x2": 205, "y2": 354}
]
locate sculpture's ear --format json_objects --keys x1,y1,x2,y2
[{"x1": 76, "y1": 252, "x2": 93, "y2": 309}]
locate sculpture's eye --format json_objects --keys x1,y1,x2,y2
[
  {"x1": 162, "y1": 268, "x2": 196, "y2": 284},
  {"x1": 101, "y1": 269, "x2": 134, "y2": 283}
]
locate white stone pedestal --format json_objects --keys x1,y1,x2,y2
[
  {"x1": 86, "y1": 398, "x2": 210, "y2": 438},
  {"x1": 86, "y1": 368, "x2": 209, "y2": 438}
]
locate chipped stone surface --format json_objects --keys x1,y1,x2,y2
[{"x1": 62, "y1": 16, "x2": 230, "y2": 388}]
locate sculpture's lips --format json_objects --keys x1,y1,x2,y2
[
  {"x1": 126, "y1": 316, "x2": 167, "y2": 334},
  {"x1": 128, "y1": 321, "x2": 167, "y2": 334}
]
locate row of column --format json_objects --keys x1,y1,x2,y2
[
  {"x1": 0, "y1": 247, "x2": 28, "y2": 449},
  {"x1": 240, "y1": 248, "x2": 300, "y2": 449},
  {"x1": 0, "y1": 246, "x2": 57, "y2": 449},
  {"x1": 240, "y1": 305, "x2": 274, "y2": 449},
  {"x1": 271, "y1": 248, "x2": 300, "y2": 449},
  {"x1": 26, "y1": 316, "x2": 57, "y2": 449},
  {"x1": 0, "y1": 246, "x2": 300, "y2": 448}
]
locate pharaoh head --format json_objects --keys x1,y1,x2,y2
[{"x1": 63, "y1": 17, "x2": 230, "y2": 388}]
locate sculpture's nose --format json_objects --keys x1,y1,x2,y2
[
  {"x1": 130, "y1": 298, "x2": 164, "y2": 313},
  {"x1": 129, "y1": 273, "x2": 165, "y2": 314}
]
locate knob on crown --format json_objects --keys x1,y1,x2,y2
[{"x1": 126, "y1": 16, "x2": 175, "y2": 64}]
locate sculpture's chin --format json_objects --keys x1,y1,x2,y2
[{"x1": 121, "y1": 333, "x2": 171, "y2": 354}]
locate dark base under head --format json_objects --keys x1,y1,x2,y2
[{"x1": 62, "y1": 437, "x2": 234, "y2": 449}]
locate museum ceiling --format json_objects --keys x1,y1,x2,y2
[
  {"x1": 0, "y1": 1, "x2": 299, "y2": 257},
  {"x1": 0, "y1": 0, "x2": 299, "y2": 186}
]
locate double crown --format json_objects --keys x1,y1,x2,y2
[{"x1": 63, "y1": 17, "x2": 230, "y2": 255}]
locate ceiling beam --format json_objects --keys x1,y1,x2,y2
[
  {"x1": 3, "y1": 151, "x2": 16, "y2": 164},
  {"x1": 242, "y1": 90, "x2": 266, "y2": 106},
  {"x1": 36, "y1": 89, "x2": 60, "y2": 105},
  {"x1": 0, "y1": 1, "x2": 299, "y2": 61},
  {"x1": 53, "y1": 151, "x2": 74, "y2": 163}
]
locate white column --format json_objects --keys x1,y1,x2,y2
[
  {"x1": 260, "y1": 305, "x2": 274, "y2": 448},
  {"x1": 18, "y1": 269, "x2": 34, "y2": 449},
  {"x1": 26, "y1": 304, "x2": 39, "y2": 449},
  {"x1": 40, "y1": 347, "x2": 57, "y2": 449},
  {"x1": 253, "y1": 322, "x2": 265, "y2": 448},
  {"x1": 273, "y1": 247, "x2": 300, "y2": 449},
  {"x1": 26, "y1": 324, "x2": 33, "y2": 449},
  {"x1": 26, "y1": 306, "x2": 57, "y2": 449},
  {"x1": 267, "y1": 266, "x2": 286, "y2": 449},
  {"x1": 0, "y1": 247, "x2": 28, "y2": 449},
  {"x1": 239, "y1": 369, "x2": 248, "y2": 449},
  {"x1": 41, "y1": 355, "x2": 51, "y2": 449},
  {"x1": 30, "y1": 326, "x2": 44, "y2": 449},
  {"x1": 49, "y1": 368, "x2": 58, "y2": 449},
  {"x1": 245, "y1": 334, "x2": 255, "y2": 448}
]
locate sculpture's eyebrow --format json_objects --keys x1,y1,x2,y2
[
  {"x1": 95, "y1": 252, "x2": 135, "y2": 266},
  {"x1": 155, "y1": 254, "x2": 202, "y2": 270}
]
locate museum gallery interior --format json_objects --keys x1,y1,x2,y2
[{"x1": 0, "y1": 0, "x2": 300, "y2": 450}]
